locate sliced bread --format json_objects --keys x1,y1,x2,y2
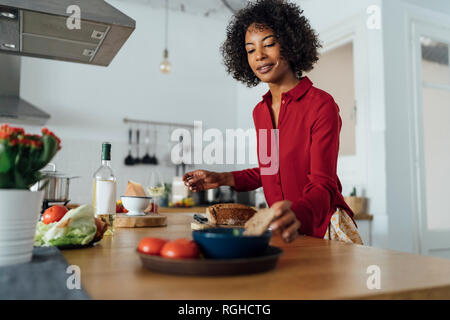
[
  {"x1": 206, "y1": 203, "x2": 256, "y2": 226},
  {"x1": 243, "y1": 207, "x2": 277, "y2": 236}
]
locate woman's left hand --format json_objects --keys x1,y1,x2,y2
[{"x1": 269, "y1": 200, "x2": 301, "y2": 243}]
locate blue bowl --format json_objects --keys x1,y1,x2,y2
[{"x1": 192, "y1": 228, "x2": 272, "y2": 259}]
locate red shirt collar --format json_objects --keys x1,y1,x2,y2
[{"x1": 262, "y1": 76, "x2": 313, "y2": 103}]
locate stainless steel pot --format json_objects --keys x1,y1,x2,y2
[{"x1": 31, "y1": 163, "x2": 79, "y2": 202}]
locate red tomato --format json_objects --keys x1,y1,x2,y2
[
  {"x1": 42, "y1": 205, "x2": 69, "y2": 224},
  {"x1": 138, "y1": 237, "x2": 168, "y2": 255},
  {"x1": 160, "y1": 238, "x2": 199, "y2": 259}
]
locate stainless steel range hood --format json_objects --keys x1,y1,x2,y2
[
  {"x1": 0, "y1": 53, "x2": 50, "y2": 125},
  {"x1": 0, "y1": 0, "x2": 136, "y2": 66}
]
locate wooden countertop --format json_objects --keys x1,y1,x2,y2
[{"x1": 63, "y1": 212, "x2": 450, "y2": 300}]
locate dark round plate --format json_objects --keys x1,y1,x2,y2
[{"x1": 138, "y1": 246, "x2": 283, "y2": 276}]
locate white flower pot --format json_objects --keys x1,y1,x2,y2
[{"x1": 0, "y1": 190, "x2": 43, "y2": 266}]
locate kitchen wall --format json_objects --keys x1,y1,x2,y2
[{"x1": 19, "y1": 0, "x2": 238, "y2": 205}]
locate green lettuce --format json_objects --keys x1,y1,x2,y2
[
  {"x1": 35, "y1": 205, "x2": 97, "y2": 247},
  {"x1": 34, "y1": 221, "x2": 55, "y2": 246}
]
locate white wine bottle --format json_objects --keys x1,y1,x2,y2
[{"x1": 93, "y1": 142, "x2": 116, "y2": 235}]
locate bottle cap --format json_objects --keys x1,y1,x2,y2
[{"x1": 102, "y1": 142, "x2": 111, "y2": 161}]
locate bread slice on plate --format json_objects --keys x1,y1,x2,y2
[
  {"x1": 206, "y1": 203, "x2": 256, "y2": 226},
  {"x1": 243, "y1": 207, "x2": 277, "y2": 236}
]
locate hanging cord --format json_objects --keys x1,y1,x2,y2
[
  {"x1": 221, "y1": 0, "x2": 236, "y2": 13},
  {"x1": 164, "y1": 0, "x2": 169, "y2": 53}
]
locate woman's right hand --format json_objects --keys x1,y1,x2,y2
[{"x1": 182, "y1": 170, "x2": 234, "y2": 192}]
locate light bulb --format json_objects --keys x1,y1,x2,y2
[
  {"x1": 159, "y1": 59, "x2": 171, "y2": 74},
  {"x1": 159, "y1": 49, "x2": 171, "y2": 74}
]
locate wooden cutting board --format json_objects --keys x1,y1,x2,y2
[
  {"x1": 116, "y1": 213, "x2": 167, "y2": 228},
  {"x1": 190, "y1": 213, "x2": 244, "y2": 230},
  {"x1": 190, "y1": 221, "x2": 243, "y2": 230}
]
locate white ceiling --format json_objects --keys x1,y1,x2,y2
[{"x1": 115, "y1": 0, "x2": 249, "y2": 17}]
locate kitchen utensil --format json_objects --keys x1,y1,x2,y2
[
  {"x1": 192, "y1": 228, "x2": 272, "y2": 259},
  {"x1": 204, "y1": 187, "x2": 235, "y2": 205},
  {"x1": 133, "y1": 128, "x2": 141, "y2": 164},
  {"x1": 193, "y1": 214, "x2": 208, "y2": 224},
  {"x1": 192, "y1": 190, "x2": 208, "y2": 205},
  {"x1": 220, "y1": 187, "x2": 235, "y2": 203},
  {"x1": 138, "y1": 246, "x2": 283, "y2": 276},
  {"x1": 124, "y1": 128, "x2": 135, "y2": 166},
  {"x1": 235, "y1": 190, "x2": 256, "y2": 206},
  {"x1": 206, "y1": 188, "x2": 221, "y2": 204},
  {"x1": 142, "y1": 127, "x2": 152, "y2": 164},
  {"x1": 150, "y1": 128, "x2": 158, "y2": 165},
  {"x1": 31, "y1": 163, "x2": 79, "y2": 202},
  {"x1": 115, "y1": 213, "x2": 167, "y2": 228},
  {"x1": 121, "y1": 196, "x2": 151, "y2": 216}
]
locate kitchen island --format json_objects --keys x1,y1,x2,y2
[{"x1": 63, "y1": 212, "x2": 450, "y2": 299}]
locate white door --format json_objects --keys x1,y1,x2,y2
[{"x1": 412, "y1": 22, "x2": 450, "y2": 258}]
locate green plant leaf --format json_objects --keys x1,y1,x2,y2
[
  {"x1": 0, "y1": 172, "x2": 14, "y2": 188},
  {"x1": 37, "y1": 135, "x2": 58, "y2": 170},
  {"x1": 0, "y1": 142, "x2": 13, "y2": 173}
]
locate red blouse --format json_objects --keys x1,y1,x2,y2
[{"x1": 232, "y1": 76, "x2": 355, "y2": 238}]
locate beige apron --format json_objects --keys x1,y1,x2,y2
[{"x1": 324, "y1": 208, "x2": 363, "y2": 245}]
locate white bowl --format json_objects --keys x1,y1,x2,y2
[{"x1": 121, "y1": 196, "x2": 151, "y2": 216}]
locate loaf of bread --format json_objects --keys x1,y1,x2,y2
[
  {"x1": 206, "y1": 203, "x2": 256, "y2": 226},
  {"x1": 125, "y1": 180, "x2": 147, "y2": 197}
]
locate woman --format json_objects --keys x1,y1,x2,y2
[{"x1": 183, "y1": 0, "x2": 362, "y2": 244}]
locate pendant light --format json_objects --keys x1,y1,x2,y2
[{"x1": 159, "y1": 0, "x2": 171, "y2": 74}]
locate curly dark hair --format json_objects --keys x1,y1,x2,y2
[{"x1": 221, "y1": 0, "x2": 321, "y2": 87}]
